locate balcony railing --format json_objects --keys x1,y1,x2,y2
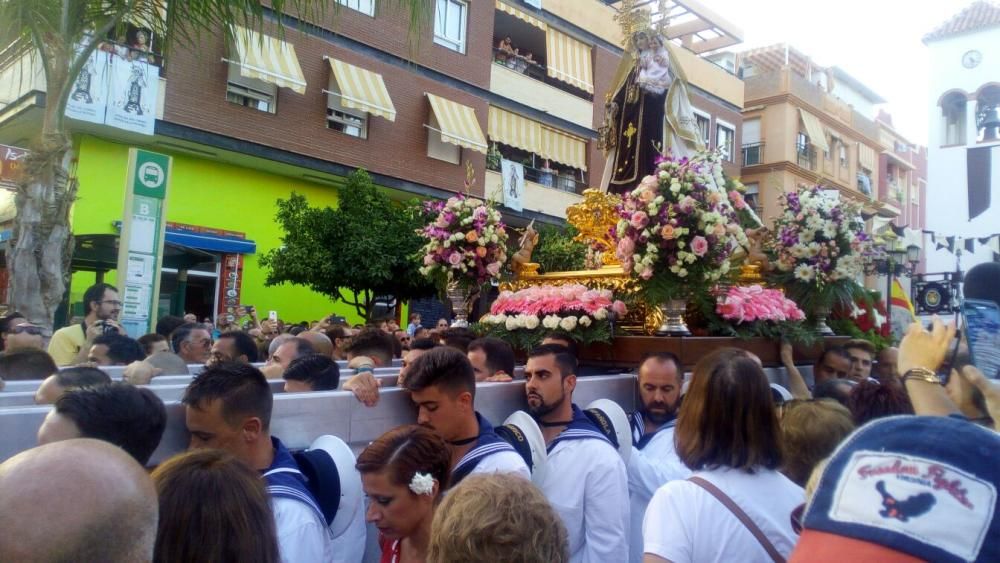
[
  {"x1": 796, "y1": 146, "x2": 816, "y2": 170},
  {"x1": 491, "y1": 47, "x2": 591, "y2": 100},
  {"x1": 487, "y1": 160, "x2": 588, "y2": 194},
  {"x1": 742, "y1": 142, "x2": 764, "y2": 166}
]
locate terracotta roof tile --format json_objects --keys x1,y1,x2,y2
[{"x1": 923, "y1": 1, "x2": 1000, "y2": 42}]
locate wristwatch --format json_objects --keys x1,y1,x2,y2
[{"x1": 902, "y1": 367, "x2": 940, "y2": 385}]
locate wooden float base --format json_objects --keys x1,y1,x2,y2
[{"x1": 580, "y1": 336, "x2": 849, "y2": 369}]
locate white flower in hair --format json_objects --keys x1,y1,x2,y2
[{"x1": 409, "y1": 472, "x2": 435, "y2": 496}]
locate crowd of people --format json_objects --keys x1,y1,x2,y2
[{"x1": 0, "y1": 280, "x2": 998, "y2": 562}]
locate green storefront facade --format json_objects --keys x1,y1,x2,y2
[{"x1": 67, "y1": 134, "x2": 370, "y2": 327}]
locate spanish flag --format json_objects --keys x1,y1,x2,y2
[{"x1": 890, "y1": 279, "x2": 916, "y2": 340}]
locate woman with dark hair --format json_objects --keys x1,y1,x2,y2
[
  {"x1": 151, "y1": 449, "x2": 280, "y2": 563},
  {"x1": 357, "y1": 424, "x2": 451, "y2": 563},
  {"x1": 642, "y1": 348, "x2": 804, "y2": 563},
  {"x1": 846, "y1": 379, "x2": 914, "y2": 425}
]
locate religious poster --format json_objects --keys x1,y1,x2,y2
[
  {"x1": 0, "y1": 144, "x2": 28, "y2": 188},
  {"x1": 64, "y1": 47, "x2": 109, "y2": 125},
  {"x1": 106, "y1": 55, "x2": 159, "y2": 135},
  {"x1": 501, "y1": 158, "x2": 525, "y2": 212}
]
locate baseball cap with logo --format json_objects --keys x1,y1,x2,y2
[{"x1": 791, "y1": 415, "x2": 999, "y2": 563}]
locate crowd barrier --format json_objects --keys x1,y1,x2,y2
[{"x1": 0, "y1": 374, "x2": 638, "y2": 464}]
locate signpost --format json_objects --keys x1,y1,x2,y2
[{"x1": 116, "y1": 149, "x2": 170, "y2": 338}]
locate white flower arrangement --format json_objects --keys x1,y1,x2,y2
[{"x1": 409, "y1": 472, "x2": 435, "y2": 496}]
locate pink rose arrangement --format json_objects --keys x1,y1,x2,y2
[
  {"x1": 611, "y1": 151, "x2": 748, "y2": 303},
  {"x1": 419, "y1": 194, "x2": 508, "y2": 288},
  {"x1": 716, "y1": 285, "x2": 805, "y2": 324},
  {"x1": 476, "y1": 284, "x2": 626, "y2": 350}
]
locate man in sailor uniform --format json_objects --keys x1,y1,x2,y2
[
  {"x1": 183, "y1": 362, "x2": 334, "y2": 562},
  {"x1": 627, "y1": 352, "x2": 690, "y2": 563},
  {"x1": 404, "y1": 347, "x2": 529, "y2": 485},
  {"x1": 524, "y1": 344, "x2": 630, "y2": 563}
]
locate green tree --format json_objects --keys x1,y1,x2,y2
[
  {"x1": 532, "y1": 224, "x2": 588, "y2": 273},
  {"x1": 259, "y1": 169, "x2": 435, "y2": 320},
  {"x1": 0, "y1": 0, "x2": 429, "y2": 329}
]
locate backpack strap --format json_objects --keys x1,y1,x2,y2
[{"x1": 687, "y1": 476, "x2": 785, "y2": 563}]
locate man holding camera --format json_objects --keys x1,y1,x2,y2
[{"x1": 48, "y1": 283, "x2": 124, "y2": 366}]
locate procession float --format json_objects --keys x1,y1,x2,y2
[{"x1": 418, "y1": 0, "x2": 882, "y2": 368}]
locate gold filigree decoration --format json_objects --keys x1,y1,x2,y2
[
  {"x1": 613, "y1": 0, "x2": 653, "y2": 49},
  {"x1": 566, "y1": 189, "x2": 622, "y2": 267}
]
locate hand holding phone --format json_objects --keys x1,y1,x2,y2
[{"x1": 269, "y1": 310, "x2": 278, "y2": 322}]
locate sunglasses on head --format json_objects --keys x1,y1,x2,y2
[{"x1": 11, "y1": 325, "x2": 43, "y2": 336}]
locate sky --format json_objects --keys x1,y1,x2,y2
[{"x1": 698, "y1": 0, "x2": 980, "y2": 145}]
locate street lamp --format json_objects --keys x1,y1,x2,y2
[{"x1": 873, "y1": 241, "x2": 920, "y2": 315}]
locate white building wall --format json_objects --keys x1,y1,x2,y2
[
  {"x1": 831, "y1": 84, "x2": 878, "y2": 118},
  {"x1": 925, "y1": 27, "x2": 1000, "y2": 274}
]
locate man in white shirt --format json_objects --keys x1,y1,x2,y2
[
  {"x1": 183, "y1": 362, "x2": 334, "y2": 562},
  {"x1": 627, "y1": 352, "x2": 690, "y2": 563},
  {"x1": 524, "y1": 344, "x2": 630, "y2": 563},
  {"x1": 404, "y1": 346, "x2": 529, "y2": 486}
]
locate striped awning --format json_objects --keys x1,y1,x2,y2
[
  {"x1": 327, "y1": 58, "x2": 396, "y2": 122},
  {"x1": 495, "y1": 0, "x2": 547, "y2": 30},
  {"x1": 858, "y1": 142, "x2": 878, "y2": 172},
  {"x1": 488, "y1": 107, "x2": 542, "y2": 154},
  {"x1": 799, "y1": 109, "x2": 830, "y2": 153},
  {"x1": 230, "y1": 25, "x2": 307, "y2": 94},
  {"x1": 426, "y1": 94, "x2": 488, "y2": 153},
  {"x1": 546, "y1": 28, "x2": 593, "y2": 93},
  {"x1": 540, "y1": 126, "x2": 588, "y2": 171}
]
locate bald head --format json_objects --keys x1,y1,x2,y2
[
  {"x1": 0, "y1": 439, "x2": 158, "y2": 562},
  {"x1": 298, "y1": 331, "x2": 333, "y2": 358}
]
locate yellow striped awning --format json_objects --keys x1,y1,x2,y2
[
  {"x1": 858, "y1": 142, "x2": 878, "y2": 171},
  {"x1": 230, "y1": 25, "x2": 307, "y2": 94},
  {"x1": 799, "y1": 109, "x2": 830, "y2": 153},
  {"x1": 488, "y1": 107, "x2": 542, "y2": 154},
  {"x1": 495, "y1": 0, "x2": 547, "y2": 30},
  {"x1": 546, "y1": 28, "x2": 593, "y2": 94},
  {"x1": 540, "y1": 126, "x2": 588, "y2": 171},
  {"x1": 426, "y1": 94, "x2": 488, "y2": 154},
  {"x1": 327, "y1": 58, "x2": 396, "y2": 122}
]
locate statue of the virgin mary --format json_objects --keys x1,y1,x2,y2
[{"x1": 599, "y1": 28, "x2": 704, "y2": 195}]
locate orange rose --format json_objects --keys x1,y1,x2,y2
[
  {"x1": 661, "y1": 225, "x2": 677, "y2": 240},
  {"x1": 476, "y1": 246, "x2": 488, "y2": 258},
  {"x1": 466, "y1": 231, "x2": 479, "y2": 243}
]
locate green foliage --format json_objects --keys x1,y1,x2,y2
[
  {"x1": 259, "y1": 169, "x2": 435, "y2": 319},
  {"x1": 532, "y1": 224, "x2": 588, "y2": 273},
  {"x1": 828, "y1": 319, "x2": 893, "y2": 350}
]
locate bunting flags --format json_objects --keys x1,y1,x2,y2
[{"x1": 923, "y1": 229, "x2": 1000, "y2": 261}]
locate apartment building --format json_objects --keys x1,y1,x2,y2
[
  {"x1": 0, "y1": 0, "x2": 745, "y2": 322},
  {"x1": 725, "y1": 44, "x2": 892, "y2": 225}
]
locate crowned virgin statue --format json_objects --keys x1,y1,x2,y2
[{"x1": 599, "y1": 28, "x2": 705, "y2": 195}]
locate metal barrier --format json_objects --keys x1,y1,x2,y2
[{"x1": 0, "y1": 374, "x2": 637, "y2": 465}]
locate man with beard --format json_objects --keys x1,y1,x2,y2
[
  {"x1": 627, "y1": 352, "x2": 690, "y2": 563},
  {"x1": 404, "y1": 347, "x2": 529, "y2": 486},
  {"x1": 524, "y1": 344, "x2": 629, "y2": 562}
]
